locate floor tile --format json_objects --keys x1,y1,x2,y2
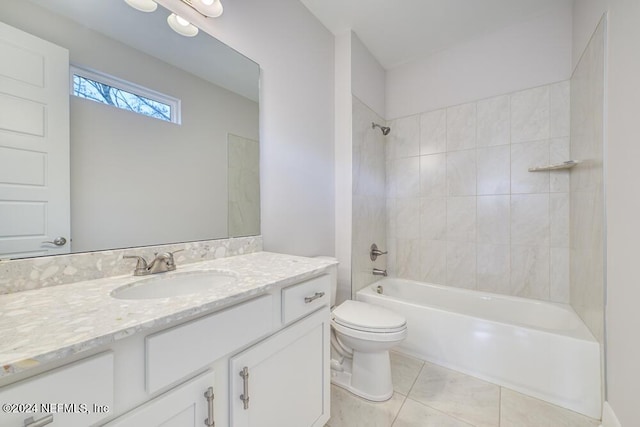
[
  {"x1": 390, "y1": 351, "x2": 424, "y2": 395},
  {"x1": 408, "y1": 362, "x2": 500, "y2": 427},
  {"x1": 500, "y1": 388, "x2": 600, "y2": 427},
  {"x1": 328, "y1": 385, "x2": 406, "y2": 427},
  {"x1": 392, "y1": 398, "x2": 474, "y2": 427}
]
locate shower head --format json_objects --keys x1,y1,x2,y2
[{"x1": 372, "y1": 122, "x2": 391, "y2": 136}]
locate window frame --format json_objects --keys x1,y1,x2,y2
[{"x1": 69, "y1": 64, "x2": 181, "y2": 124}]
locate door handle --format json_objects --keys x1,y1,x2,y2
[
  {"x1": 42, "y1": 237, "x2": 67, "y2": 246},
  {"x1": 239, "y1": 367, "x2": 250, "y2": 410}
]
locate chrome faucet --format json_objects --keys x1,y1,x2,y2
[
  {"x1": 123, "y1": 250, "x2": 183, "y2": 276},
  {"x1": 372, "y1": 268, "x2": 388, "y2": 277}
]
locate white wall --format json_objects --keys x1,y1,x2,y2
[
  {"x1": 573, "y1": 1, "x2": 640, "y2": 425},
  {"x1": 157, "y1": 0, "x2": 336, "y2": 257},
  {"x1": 386, "y1": 3, "x2": 573, "y2": 119},
  {"x1": 334, "y1": 31, "x2": 353, "y2": 305},
  {"x1": 351, "y1": 33, "x2": 386, "y2": 119}
]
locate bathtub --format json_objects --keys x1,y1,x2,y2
[{"x1": 357, "y1": 278, "x2": 601, "y2": 419}]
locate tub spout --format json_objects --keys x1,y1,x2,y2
[{"x1": 373, "y1": 268, "x2": 387, "y2": 277}]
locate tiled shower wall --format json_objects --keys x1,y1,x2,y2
[
  {"x1": 386, "y1": 81, "x2": 571, "y2": 302},
  {"x1": 351, "y1": 96, "x2": 387, "y2": 296},
  {"x1": 570, "y1": 17, "x2": 605, "y2": 344}
]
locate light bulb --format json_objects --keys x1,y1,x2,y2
[
  {"x1": 176, "y1": 15, "x2": 190, "y2": 26},
  {"x1": 167, "y1": 13, "x2": 199, "y2": 37},
  {"x1": 123, "y1": 0, "x2": 158, "y2": 13},
  {"x1": 193, "y1": 0, "x2": 223, "y2": 18}
]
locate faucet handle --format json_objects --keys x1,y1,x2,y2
[{"x1": 123, "y1": 255, "x2": 148, "y2": 275}]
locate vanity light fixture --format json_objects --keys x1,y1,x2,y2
[
  {"x1": 167, "y1": 13, "x2": 199, "y2": 37},
  {"x1": 123, "y1": 0, "x2": 224, "y2": 38},
  {"x1": 124, "y1": 0, "x2": 158, "y2": 13}
]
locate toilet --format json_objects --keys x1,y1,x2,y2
[{"x1": 320, "y1": 258, "x2": 407, "y2": 401}]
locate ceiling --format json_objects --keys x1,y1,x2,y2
[{"x1": 300, "y1": 0, "x2": 573, "y2": 69}]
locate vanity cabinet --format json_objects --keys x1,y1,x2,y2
[
  {"x1": 105, "y1": 370, "x2": 216, "y2": 427},
  {"x1": 229, "y1": 308, "x2": 330, "y2": 427},
  {"x1": 0, "y1": 268, "x2": 334, "y2": 427}
]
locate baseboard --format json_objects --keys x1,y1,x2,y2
[{"x1": 600, "y1": 402, "x2": 622, "y2": 427}]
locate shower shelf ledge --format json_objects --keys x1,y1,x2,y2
[{"x1": 528, "y1": 160, "x2": 580, "y2": 172}]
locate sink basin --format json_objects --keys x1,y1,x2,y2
[{"x1": 111, "y1": 270, "x2": 237, "y2": 300}]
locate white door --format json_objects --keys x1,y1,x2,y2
[
  {"x1": 0, "y1": 21, "x2": 70, "y2": 258},
  {"x1": 230, "y1": 309, "x2": 330, "y2": 427},
  {"x1": 105, "y1": 370, "x2": 216, "y2": 427}
]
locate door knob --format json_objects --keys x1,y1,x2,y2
[{"x1": 42, "y1": 237, "x2": 67, "y2": 246}]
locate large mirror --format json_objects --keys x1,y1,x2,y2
[{"x1": 0, "y1": 0, "x2": 260, "y2": 260}]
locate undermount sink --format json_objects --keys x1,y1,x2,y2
[{"x1": 111, "y1": 270, "x2": 238, "y2": 300}]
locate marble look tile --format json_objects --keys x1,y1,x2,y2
[
  {"x1": 447, "y1": 103, "x2": 477, "y2": 151},
  {"x1": 550, "y1": 137, "x2": 571, "y2": 193},
  {"x1": 511, "y1": 194, "x2": 549, "y2": 246},
  {"x1": 477, "y1": 145, "x2": 510, "y2": 195},
  {"x1": 420, "y1": 109, "x2": 447, "y2": 155},
  {"x1": 395, "y1": 157, "x2": 421, "y2": 198},
  {"x1": 550, "y1": 247, "x2": 570, "y2": 303},
  {"x1": 409, "y1": 362, "x2": 500, "y2": 427},
  {"x1": 477, "y1": 95, "x2": 510, "y2": 147},
  {"x1": 393, "y1": 398, "x2": 474, "y2": 427},
  {"x1": 420, "y1": 240, "x2": 447, "y2": 284},
  {"x1": 397, "y1": 239, "x2": 421, "y2": 280},
  {"x1": 386, "y1": 159, "x2": 397, "y2": 199},
  {"x1": 500, "y1": 388, "x2": 599, "y2": 427},
  {"x1": 511, "y1": 140, "x2": 550, "y2": 194},
  {"x1": 446, "y1": 242, "x2": 476, "y2": 290},
  {"x1": 328, "y1": 385, "x2": 405, "y2": 427},
  {"x1": 550, "y1": 193, "x2": 570, "y2": 247},
  {"x1": 550, "y1": 80, "x2": 571, "y2": 139},
  {"x1": 446, "y1": 197, "x2": 476, "y2": 242},
  {"x1": 390, "y1": 351, "x2": 424, "y2": 395},
  {"x1": 420, "y1": 197, "x2": 446, "y2": 240},
  {"x1": 420, "y1": 153, "x2": 447, "y2": 196},
  {"x1": 477, "y1": 195, "x2": 510, "y2": 245},
  {"x1": 396, "y1": 198, "x2": 420, "y2": 240},
  {"x1": 477, "y1": 244, "x2": 511, "y2": 295},
  {"x1": 511, "y1": 86, "x2": 550, "y2": 143},
  {"x1": 387, "y1": 198, "x2": 397, "y2": 243},
  {"x1": 390, "y1": 115, "x2": 420, "y2": 159},
  {"x1": 447, "y1": 150, "x2": 476, "y2": 196},
  {"x1": 510, "y1": 245, "x2": 550, "y2": 300}
]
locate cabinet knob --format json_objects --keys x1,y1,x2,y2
[{"x1": 41, "y1": 237, "x2": 67, "y2": 246}]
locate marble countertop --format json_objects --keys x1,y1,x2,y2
[{"x1": 0, "y1": 252, "x2": 337, "y2": 378}]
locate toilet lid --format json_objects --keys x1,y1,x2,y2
[{"x1": 332, "y1": 300, "x2": 406, "y2": 333}]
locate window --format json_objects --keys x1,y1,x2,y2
[{"x1": 70, "y1": 65, "x2": 180, "y2": 124}]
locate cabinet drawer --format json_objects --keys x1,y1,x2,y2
[
  {"x1": 146, "y1": 294, "x2": 273, "y2": 394},
  {"x1": 282, "y1": 274, "x2": 330, "y2": 324},
  {"x1": 0, "y1": 352, "x2": 114, "y2": 427}
]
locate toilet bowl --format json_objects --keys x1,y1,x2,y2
[{"x1": 330, "y1": 300, "x2": 407, "y2": 401}]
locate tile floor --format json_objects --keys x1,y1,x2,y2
[{"x1": 326, "y1": 351, "x2": 600, "y2": 427}]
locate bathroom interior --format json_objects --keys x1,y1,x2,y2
[{"x1": 0, "y1": 0, "x2": 638, "y2": 426}]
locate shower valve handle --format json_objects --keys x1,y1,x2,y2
[{"x1": 370, "y1": 243, "x2": 388, "y2": 261}]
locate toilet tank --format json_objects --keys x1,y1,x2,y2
[{"x1": 314, "y1": 256, "x2": 338, "y2": 307}]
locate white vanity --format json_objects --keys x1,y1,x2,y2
[{"x1": 0, "y1": 252, "x2": 336, "y2": 427}]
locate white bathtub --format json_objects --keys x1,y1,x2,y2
[{"x1": 357, "y1": 278, "x2": 601, "y2": 419}]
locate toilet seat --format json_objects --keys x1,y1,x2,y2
[{"x1": 332, "y1": 300, "x2": 407, "y2": 333}]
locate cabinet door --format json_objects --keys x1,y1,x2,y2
[
  {"x1": 106, "y1": 370, "x2": 215, "y2": 427},
  {"x1": 230, "y1": 308, "x2": 330, "y2": 427}
]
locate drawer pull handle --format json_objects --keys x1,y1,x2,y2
[
  {"x1": 304, "y1": 292, "x2": 325, "y2": 304},
  {"x1": 204, "y1": 386, "x2": 215, "y2": 426},
  {"x1": 239, "y1": 366, "x2": 250, "y2": 410},
  {"x1": 24, "y1": 415, "x2": 53, "y2": 427}
]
